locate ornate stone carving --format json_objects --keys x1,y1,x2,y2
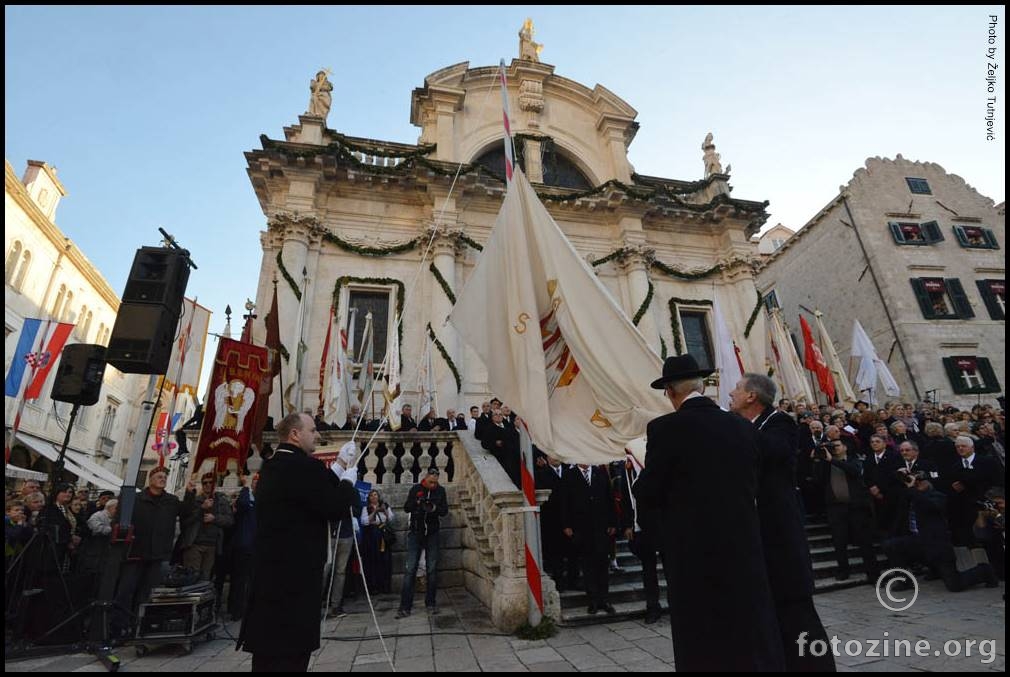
[
  {"x1": 518, "y1": 80, "x2": 544, "y2": 114},
  {"x1": 616, "y1": 243, "x2": 656, "y2": 271}
]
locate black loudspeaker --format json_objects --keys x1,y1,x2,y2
[
  {"x1": 106, "y1": 303, "x2": 179, "y2": 374},
  {"x1": 122, "y1": 247, "x2": 191, "y2": 311},
  {"x1": 51, "y1": 344, "x2": 107, "y2": 406}
]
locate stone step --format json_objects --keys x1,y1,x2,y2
[{"x1": 560, "y1": 599, "x2": 667, "y2": 626}]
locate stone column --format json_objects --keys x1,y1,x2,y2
[
  {"x1": 618, "y1": 243, "x2": 660, "y2": 354},
  {"x1": 597, "y1": 118, "x2": 633, "y2": 184},
  {"x1": 430, "y1": 230, "x2": 462, "y2": 414}
]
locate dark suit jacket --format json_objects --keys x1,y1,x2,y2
[
  {"x1": 633, "y1": 396, "x2": 784, "y2": 672},
  {"x1": 813, "y1": 455, "x2": 872, "y2": 507},
  {"x1": 863, "y1": 450, "x2": 902, "y2": 493},
  {"x1": 481, "y1": 423, "x2": 520, "y2": 487},
  {"x1": 238, "y1": 443, "x2": 359, "y2": 656},
  {"x1": 752, "y1": 407, "x2": 815, "y2": 602},
  {"x1": 559, "y1": 466, "x2": 615, "y2": 554},
  {"x1": 891, "y1": 485, "x2": 950, "y2": 543},
  {"x1": 535, "y1": 463, "x2": 568, "y2": 555}
]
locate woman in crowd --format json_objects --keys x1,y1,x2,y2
[{"x1": 359, "y1": 489, "x2": 395, "y2": 594}]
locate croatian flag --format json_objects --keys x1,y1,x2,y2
[{"x1": 4, "y1": 319, "x2": 75, "y2": 398}]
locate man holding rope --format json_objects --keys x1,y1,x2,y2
[{"x1": 237, "y1": 412, "x2": 358, "y2": 672}]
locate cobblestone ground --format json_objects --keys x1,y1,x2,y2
[{"x1": 5, "y1": 580, "x2": 1003, "y2": 672}]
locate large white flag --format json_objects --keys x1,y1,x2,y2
[
  {"x1": 814, "y1": 310, "x2": 856, "y2": 406},
  {"x1": 160, "y1": 298, "x2": 212, "y2": 398},
  {"x1": 850, "y1": 320, "x2": 900, "y2": 402},
  {"x1": 768, "y1": 309, "x2": 814, "y2": 403},
  {"x1": 324, "y1": 312, "x2": 354, "y2": 426},
  {"x1": 356, "y1": 312, "x2": 375, "y2": 413},
  {"x1": 383, "y1": 314, "x2": 403, "y2": 430},
  {"x1": 448, "y1": 169, "x2": 668, "y2": 464},
  {"x1": 712, "y1": 295, "x2": 743, "y2": 410},
  {"x1": 417, "y1": 333, "x2": 437, "y2": 420}
]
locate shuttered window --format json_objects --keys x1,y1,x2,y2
[
  {"x1": 942, "y1": 356, "x2": 1000, "y2": 394},
  {"x1": 975, "y1": 279, "x2": 1005, "y2": 320},
  {"x1": 889, "y1": 221, "x2": 943, "y2": 245},
  {"x1": 910, "y1": 278, "x2": 974, "y2": 319},
  {"x1": 953, "y1": 225, "x2": 999, "y2": 250}
]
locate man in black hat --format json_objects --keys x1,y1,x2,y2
[{"x1": 633, "y1": 355, "x2": 784, "y2": 672}]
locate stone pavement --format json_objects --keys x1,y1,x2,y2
[{"x1": 5, "y1": 580, "x2": 1003, "y2": 672}]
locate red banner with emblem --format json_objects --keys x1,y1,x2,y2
[{"x1": 194, "y1": 338, "x2": 270, "y2": 474}]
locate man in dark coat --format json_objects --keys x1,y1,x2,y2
[
  {"x1": 730, "y1": 373, "x2": 835, "y2": 672},
  {"x1": 237, "y1": 412, "x2": 359, "y2": 672},
  {"x1": 633, "y1": 355, "x2": 784, "y2": 671},
  {"x1": 813, "y1": 440, "x2": 878, "y2": 581},
  {"x1": 560, "y1": 463, "x2": 617, "y2": 615},
  {"x1": 481, "y1": 411, "x2": 521, "y2": 488},
  {"x1": 535, "y1": 455, "x2": 574, "y2": 590}
]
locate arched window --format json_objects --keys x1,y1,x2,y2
[
  {"x1": 52, "y1": 284, "x2": 67, "y2": 317},
  {"x1": 61, "y1": 291, "x2": 74, "y2": 322},
  {"x1": 5, "y1": 241, "x2": 23, "y2": 284},
  {"x1": 81, "y1": 310, "x2": 93, "y2": 341},
  {"x1": 14, "y1": 250, "x2": 31, "y2": 291},
  {"x1": 96, "y1": 322, "x2": 107, "y2": 345},
  {"x1": 473, "y1": 137, "x2": 591, "y2": 190}
]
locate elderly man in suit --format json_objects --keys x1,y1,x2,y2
[
  {"x1": 633, "y1": 355, "x2": 784, "y2": 671},
  {"x1": 730, "y1": 373, "x2": 835, "y2": 672}
]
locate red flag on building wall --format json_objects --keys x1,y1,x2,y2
[
  {"x1": 194, "y1": 338, "x2": 270, "y2": 474},
  {"x1": 800, "y1": 315, "x2": 836, "y2": 403}
]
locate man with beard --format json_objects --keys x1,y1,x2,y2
[
  {"x1": 730, "y1": 373, "x2": 835, "y2": 671},
  {"x1": 634, "y1": 356, "x2": 784, "y2": 671}
]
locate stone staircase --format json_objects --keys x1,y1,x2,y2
[{"x1": 559, "y1": 519, "x2": 886, "y2": 626}]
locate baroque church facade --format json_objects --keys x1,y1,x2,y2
[{"x1": 246, "y1": 26, "x2": 771, "y2": 424}]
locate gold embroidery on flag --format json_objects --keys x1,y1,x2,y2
[{"x1": 591, "y1": 410, "x2": 612, "y2": 428}]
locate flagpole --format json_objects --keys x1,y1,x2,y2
[{"x1": 293, "y1": 267, "x2": 309, "y2": 413}]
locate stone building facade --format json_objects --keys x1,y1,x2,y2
[
  {"x1": 4, "y1": 159, "x2": 146, "y2": 487},
  {"x1": 246, "y1": 41, "x2": 771, "y2": 423},
  {"x1": 756, "y1": 155, "x2": 1004, "y2": 409}
]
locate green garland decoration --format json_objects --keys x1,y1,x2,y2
[
  {"x1": 668, "y1": 297, "x2": 714, "y2": 355},
  {"x1": 651, "y1": 259, "x2": 724, "y2": 281},
  {"x1": 427, "y1": 323, "x2": 462, "y2": 393},
  {"x1": 632, "y1": 279, "x2": 654, "y2": 326},
  {"x1": 590, "y1": 248, "x2": 724, "y2": 281},
  {"x1": 276, "y1": 251, "x2": 302, "y2": 301},
  {"x1": 660, "y1": 337, "x2": 668, "y2": 360},
  {"x1": 332, "y1": 276, "x2": 406, "y2": 366},
  {"x1": 743, "y1": 288, "x2": 764, "y2": 339},
  {"x1": 429, "y1": 262, "x2": 456, "y2": 305},
  {"x1": 457, "y1": 233, "x2": 484, "y2": 252},
  {"x1": 322, "y1": 230, "x2": 423, "y2": 257},
  {"x1": 257, "y1": 135, "x2": 762, "y2": 210}
]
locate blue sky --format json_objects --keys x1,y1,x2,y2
[{"x1": 6, "y1": 6, "x2": 1004, "y2": 393}]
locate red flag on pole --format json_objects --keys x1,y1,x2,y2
[{"x1": 800, "y1": 315, "x2": 835, "y2": 403}]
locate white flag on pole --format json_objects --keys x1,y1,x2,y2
[
  {"x1": 850, "y1": 320, "x2": 900, "y2": 402},
  {"x1": 417, "y1": 333, "x2": 436, "y2": 420},
  {"x1": 448, "y1": 169, "x2": 668, "y2": 465},
  {"x1": 384, "y1": 314, "x2": 403, "y2": 430},
  {"x1": 712, "y1": 295, "x2": 744, "y2": 410}
]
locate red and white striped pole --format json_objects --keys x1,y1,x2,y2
[{"x1": 499, "y1": 59, "x2": 544, "y2": 624}]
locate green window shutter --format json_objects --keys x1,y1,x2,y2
[
  {"x1": 976, "y1": 280, "x2": 1005, "y2": 320},
  {"x1": 953, "y1": 225, "x2": 970, "y2": 247},
  {"x1": 943, "y1": 357, "x2": 969, "y2": 394},
  {"x1": 910, "y1": 278, "x2": 936, "y2": 319},
  {"x1": 945, "y1": 279, "x2": 975, "y2": 319},
  {"x1": 977, "y1": 358, "x2": 1001, "y2": 393},
  {"x1": 921, "y1": 221, "x2": 943, "y2": 243},
  {"x1": 984, "y1": 229, "x2": 1000, "y2": 250},
  {"x1": 889, "y1": 222, "x2": 906, "y2": 244}
]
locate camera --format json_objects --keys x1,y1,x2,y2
[
  {"x1": 421, "y1": 499, "x2": 436, "y2": 514},
  {"x1": 977, "y1": 499, "x2": 999, "y2": 513}
]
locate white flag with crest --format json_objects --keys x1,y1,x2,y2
[{"x1": 448, "y1": 169, "x2": 668, "y2": 465}]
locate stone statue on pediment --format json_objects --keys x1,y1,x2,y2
[
  {"x1": 307, "y1": 69, "x2": 333, "y2": 119},
  {"x1": 702, "y1": 132, "x2": 723, "y2": 177},
  {"x1": 519, "y1": 18, "x2": 543, "y2": 62}
]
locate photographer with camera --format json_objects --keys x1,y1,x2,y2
[
  {"x1": 812, "y1": 439, "x2": 878, "y2": 582},
  {"x1": 396, "y1": 468, "x2": 448, "y2": 618},
  {"x1": 974, "y1": 487, "x2": 1004, "y2": 590},
  {"x1": 883, "y1": 471, "x2": 996, "y2": 591}
]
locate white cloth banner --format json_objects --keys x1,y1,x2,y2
[
  {"x1": 160, "y1": 298, "x2": 212, "y2": 397},
  {"x1": 449, "y1": 169, "x2": 668, "y2": 464},
  {"x1": 814, "y1": 310, "x2": 856, "y2": 406},
  {"x1": 850, "y1": 320, "x2": 900, "y2": 402},
  {"x1": 712, "y1": 295, "x2": 743, "y2": 410}
]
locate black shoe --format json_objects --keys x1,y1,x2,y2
[
  {"x1": 587, "y1": 604, "x2": 598, "y2": 615},
  {"x1": 394, "y1": 608, "x2": 410, "y2": 619},
  {"x1": 643, "y1": 608, "x2": 661, "y2": 624},
  {"x1": 426, "y1": 605, "x2": 440, "y2": 615},
  {"x1": 602, "y1": 604, "x2": 616, "y2": 616},
  {"x1": 979, "y1": 564, "x2": 999, "y2": 588}
]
